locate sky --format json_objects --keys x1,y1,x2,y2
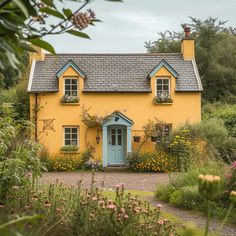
[{"x1": 45, "y1": 0, "x2": 236, "y2": 53}]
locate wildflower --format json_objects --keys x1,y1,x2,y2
[
  {"x1": 232, "y1": 161, "x2": 236, "y2": 169},
  {"x1": 124, "y1": 214, "x2": 129, "y2": 219},
  {"x1": 13, "y1": 186, "x2": 20, "y2": 190},
  {"x1": 120, "y1": 207, "x2": 125, "y2": 213},
  {"x1": 230, "y1": 191, "x2": 236, "y2": 203},
  {"x1": 26, "y1": 172, "x2": 32, "y2": 178},
  {"x1": 158, "y1": 220, "x2": 164, "y2": 225},
  {"x1": 0, "y1": 205, "x2": 5, "y2": 209},
  {"x1": 156, "y1": 203, "x2": 162, "y2": 209},
  {"x1": 198, "y1": 174, "x2": 221, "y2": 200},
  {"x1": 225, "y1": 173, "x2": 232, "y2": 179},
  {"x1": 44, "y1": 200, "x2": 51, "y2": 207},
  {"x1": 92, "y1": 197, "x2": 97, "y2": 201},
  {"x1": 107, "y1": 203, "x2": 116, "y2": 210},
  {"x1": 56, "y1": 208, "x2": 61, "y2": 213}
]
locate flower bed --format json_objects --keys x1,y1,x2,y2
[{"x1": 127, "y1": 150, "x2": 178, "y2": 172}]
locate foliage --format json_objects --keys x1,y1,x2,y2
[
  {"x1": 145, "y1": 17, "x2": 236, "y2": 103},
  {"x1": 225, "y1": 161, "x2": 236, "y2": 194},
  {"x1": 127, "y1": 150, "x2": 178, "y2": 172},
  {"x1": 0, "y1": 103, "x2": 44, "y2": 202},
  {"x1": 153, "y1": 95, "x2": 173, "y2": 104},
  {"x1": 84, "y1": 158, "x2": 102, "y2": 171},
  {"x1": 81, "y1": 106, "x2": 106, "y2": 128},
  {"x1": 160, "y1": 129, "x2": 196, "y2": 171},
  {"x1": 60, "y1": 145, "x2": 79, "y2": 152},
  {"x1": 0, "y1": 0, "x2": 101, "y2": 70},
  {"x1": 60, "y1": 94, "x2": 79, "y2": 103},
  {"x1": 155, "y1": 155, "x2": 236, "y2": 224},
  {"x1": 46, "y1": 154, "x2": 82, "y2": 172},
  {"x1": 202, "y1": 102, "x2": 236, "y2": 137},
  {"x1": 0, "y1": 177, "x2": 178, "y2": 236}
]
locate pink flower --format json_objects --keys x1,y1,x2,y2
[
  {"x1": 158, "y1": 220, "x2": 164, "y2": 225},
  {"x1": 232, "y1": 161, "x2": 236, "y2": 169},
  {"x1": 115, "y1": 184, "x2": 121, "y2": 189},
  {"x1": 26, "y1": 172, "x2": 32, "y2": 178},
  {"x1": 107, "y1": 203, "x2": 116, "y2": 210},
  {"x1": 92, "y1": 197, "x2": 97, "y2": 201},
  {"x1": 120, "y1": 207, "x2": 125, "y2": 213},
  {"x1": 156, "y1": 203, "x2": 162, "y2": 209},
  {"x1": 0, "y1": 205, "x2": 5, "y2": 209},
  {"x1": 225, "y1": 173, "x2": 232, "y2": 179},
  {"x1": 124, "y1": 214, "x2": 129, "y2": 219}
]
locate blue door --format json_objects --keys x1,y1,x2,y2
[{"x1": 108, "y1": 126, "x2": 125, "y2": 165}]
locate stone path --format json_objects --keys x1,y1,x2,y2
[{"x1": 41, "y1": 172, "x2": 236, "y2": 236}]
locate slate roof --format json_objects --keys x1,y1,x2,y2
[{"x1": 28, "y1": 53, "x2": 203, "y2": 93}]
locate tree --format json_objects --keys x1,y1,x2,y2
[
  {"x1": 145, "y1": 17, "x2": 236, "y2": 103},
  {"x1": 0, "y1": 0, "x2": 120, "y2": 70}
]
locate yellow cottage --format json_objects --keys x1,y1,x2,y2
[{"x1": 28, "y1": 27, "x2": 202, "y2": 167}]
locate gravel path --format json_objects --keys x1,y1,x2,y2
[
  {"x1": 148, "y1": 196, "x2": 236, "y2": 236},
  {"x1": 41, "y1": 171, "x2": 168, "y2": 191}
]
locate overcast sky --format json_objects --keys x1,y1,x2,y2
[{"x1": 45, "y1": 0, "x2": 236, "y2": 53}]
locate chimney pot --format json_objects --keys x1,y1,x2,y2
[{"x1": 184, "y1": 25, "x2": 191, "y2": 38}]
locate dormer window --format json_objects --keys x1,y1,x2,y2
[
  {"x1": 61, "y1": 78, "x2": 79, "y2": 104},
  {"x1": 64, "y1": 78, "x2": 78, "y2": 97},
  {"x1": 153, "y1": 77, "x2": 173, "y2": 104},
  {"x1": 156, "y1": 77, "x2": 170, "y2": 97}
]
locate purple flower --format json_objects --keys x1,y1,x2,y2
[{"x1": 232, "y1": 161, "x2": 236, "y2": 169}]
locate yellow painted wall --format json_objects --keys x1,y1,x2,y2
[
  {"x1": 29, "y1": 65, "x2": 201, "y2": 157},
  {"x1": 181, "y1": 39, "x2": 195, "y2": 60}
]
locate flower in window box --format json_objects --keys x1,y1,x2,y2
[
  {"x1": 60, "y1": 94, "x2": 79, "y2": 103},
  {"x1": 153, "y1": 94, "x2": 173, "y2": 104},
  {"x1": 133, "y1": 136, "x2": 141, "y2": 142},
  {"x1": 60, "y1": 145, "x2": 79, "y2": 152}
]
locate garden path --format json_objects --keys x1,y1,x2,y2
[{"x1": 41, "y1": 171, "x2": 168, "y2": 191}]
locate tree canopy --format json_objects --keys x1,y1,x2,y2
[{"x1": 145, "y1": 17, "x2": 236, "y2": 103}]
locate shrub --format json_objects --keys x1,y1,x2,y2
[
  {"x1": 127, "y1": 150, "x2": 178, "y2": 172},
  {"x1": 225, "y1": 161, "x2": 236, "y2": 193},
  {"x1": 169, "y1": 190, "x2": 182, "y2": 206},
  {"x1": 47, "y1": 154, "x2": 82, "y2": 172},
  {"x1": 202, "y1": 102, "x2": 236, "y2": 137},
  {"x1": 155, "y1": 183, "x2": 175, "y2": 202}
]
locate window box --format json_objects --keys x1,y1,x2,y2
[
  {"x1": 60, "y1": 95, "x2": 79, "y2": 104},
  {"x1": 153, "y1": 95, "x2": 173, "y2": 105},
  {"x1": 60, "y1": 145, "x2": 79, "y2": 153}
]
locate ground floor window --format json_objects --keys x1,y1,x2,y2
[
  {"x1": 156, "y1": 124, "x2": 172, "y2": 142},
  {"x1": 64, "y1": 127, "x2": 79, "y2": 146}
]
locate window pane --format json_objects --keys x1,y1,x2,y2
[
  {"x1": 118, "y1": 129, "x2": 122, "y2": 134},
  {"x1": 163, "y1": 79, "x2": 169, "y2": 84},
  {"x1": 118, "y1": 135, "x2": 122, "y2": 145},
  {"x1": 72, "y1": 91, "x2": 77, "y2": 96},
  {"x1": 163, "y1": 85, "x2": 169, "y2": 91},
  {"x1": 112, "y1": 129, "x2": 116, "y2": 135},
  {"x1": 156, "y1": 79, "x2": 162, "y2": 85},
  {"x1": 72, "y1": 85, "x2": 77, "y2": 90},
  {"x1": 71, "y1": 140, "x2": 77, "y2": 145},
  {"x1": 65, "y1": 79, "x2": 70, "y2": 85},
  {"x1": 72, "y1": 79, "x2": 77, "y2": 85},
  {"x1": 65, "y1": 134, "x2": 70, "y2": 139},
  {"x1": 65, "y1": 85, "x2": 70, "y2": 90},
  {"x1": 65, "y1": 140, "x2": 70, "y2": 145},
  {"x1": 72, "y1": 133, "x2": 77, "y2": 139},
  {"x1": 65, "y1": 128, "x2": 71, "y2": 133},
  {"x1": 72, "y1": 128, "x2": 77, "y2": 133},
  {"x1": 111, "y1": 134, "x2": 116, "y2": 145},
  {"x1": 156, "y1": 85, "x2": 162, "y2": 91}
]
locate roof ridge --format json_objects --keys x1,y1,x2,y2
[{"x1": 45, "y1": 53, "x2": 182, "y2": 57}]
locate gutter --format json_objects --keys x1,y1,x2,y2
[{"x1": 34, "y1": 94, "x2": 38, "y2": 142}]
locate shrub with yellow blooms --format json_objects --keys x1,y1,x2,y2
[
  {"x1": 127, "y1": 150, "x2": 178, "y2": 172},
  {"x1": 47, "y1": 154, "x2": 82, "y2": 172}
]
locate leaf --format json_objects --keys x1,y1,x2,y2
[
  {"x1": 41, "y1": 0, "x2": 56, "y2": 8},
  {"x1": 62, "y1": 8, "x2": 72, "y2": 18},
  {"x1": 40, "y1": 7, "x2": 65, "y2": 20},
  {"x1": 28, "y1": 38, "x2": 55, "y2": 54},
  {"x1": 19, "y1": 42, "x2": 37, "y2": 52},
  {"x1": 12, "y1": 0, "x2": 28, "y2": 17},
  {"x1": 66, "y1": 30, "x2": 90, "y2": 39}
]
